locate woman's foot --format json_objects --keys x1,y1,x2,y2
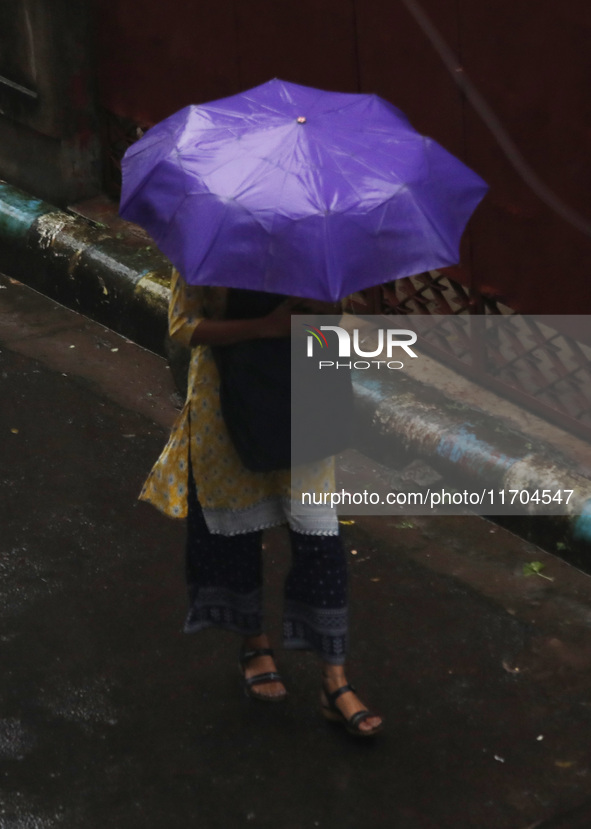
[
  {"x1": 321, "y1": 666, "x2": 383, "y2": 736},
  {"x1": 240, "y1": 634, "x2": 287, "y2": 701}
]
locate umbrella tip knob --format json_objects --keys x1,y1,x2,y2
[{"x1": 296, "y1": 116, "x2": 307, "y2": 124}]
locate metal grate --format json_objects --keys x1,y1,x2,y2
[
  {"x1": 353, "y1": 271, "x2": 591, "y2": 441},
  {"x1": 484, "y1": 317, "x2": 591, "y2": 431}
]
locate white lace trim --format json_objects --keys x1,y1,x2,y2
[{"x1": 202, "y1": 496, "x2": 339, "y2": 536}]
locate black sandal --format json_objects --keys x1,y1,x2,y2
[
  {"x1": 239, "y1": 647, "x2": 288, "y2": 703},
  {"x1": 321, "y1": 682, "x2": 383, "y2": 737}
]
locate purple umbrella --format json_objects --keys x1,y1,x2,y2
[{"x1": 120, "y1": 79, "x2": 488, "y2": 301}]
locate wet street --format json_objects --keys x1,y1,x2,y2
[{"x1": 3, "y1": 273, "x2": 591, "y2": 829}]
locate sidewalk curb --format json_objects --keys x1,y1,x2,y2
[
  {"x1": 353, "y1": 373, "x2": 591, "y2": 554},
  {"x1": 0, "y1": 181, "x2": 172, "y2": 355},
  {"x1": 2, "y1": 180, "x2": 590, "y2": 557}
]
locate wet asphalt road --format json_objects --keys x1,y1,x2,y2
[{"x1": 3, "y1": 274, "x2": 591, "y2": 829}]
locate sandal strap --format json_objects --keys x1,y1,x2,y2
[
  {"x1": 325, "y1": 682, "x2": 356, "y2": 705},
  {"x1": 244, "y1": 671, "x2": 283, "y2": 688},
  {"x1": 348, "y1": 709, "x2": 371, "y2": 729}
]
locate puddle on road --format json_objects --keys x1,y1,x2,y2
[
  {"x1": 0, "y1": 547, "x2": 63, "y2": 620},
  {"x1": 36, "y1": 676, "x2": 119, "y2": 734},
  {"x1": 0, "y1": 808, "x2": 67, "y2": 829},
  {"x1": 0, "y1": 717, "x2": 36, "y2": 760}
]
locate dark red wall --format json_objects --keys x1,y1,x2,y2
[
  {"x1": 458, "y1": 0, "x2": 591, "y2": 315},
  {"x1": 96, "y1": 0, "x2": 359, "y2": 123},
  {"x1": 96, "y1": 0, "x2": 591, "y2": 313}
]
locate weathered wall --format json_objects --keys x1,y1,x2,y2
[
  {"x1": 95, "y1": 0, "x2": 591, "y2": 314},
  {"x1": 0, "y1": 0, "x2": 100, "y2": 205}
]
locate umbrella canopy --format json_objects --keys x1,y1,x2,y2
[{"x1": 120, "y1": 79, "x2": 488, "y2": 301}]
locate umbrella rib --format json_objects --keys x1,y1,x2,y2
[
  {"x1": 293, "y1": 86, "x2": 334, "y2": 118},
  {"x1": 309, "y1": 126, "x2": 413, "y2": 193},
  {"x1": 158, "y1": 190, "x2": 191, "y2": 253},
  {"x1": 238, "y1": 84, "x2": 328, "y2": 122},
  {"x1": 121, "y1": 125, "x2": 187, "y2": 208},
  {"x1": 260, "y1": 141, "x2": 299, "y2": 291},
  {"x1": 312, "y1": 95, "x2": 372, "y2": 119},
  {"x1": 404, "y1": 187, "x2": 457, "y2": 262},
  {"x1": 182, "y1": 146, "x2": 260, "y2": 184},
  {"x1": 190, "y1": 198, "x2": 237, "y2": 279},
  {"x1": 319, "y1": 134, "x2": 410, "y2": 208},
  {"x1": 174, "y1": 149, "x2": 194, "y2": 197},
  {"x1": 321, "y1": 145, "x2": 370, "y2": 207},
  {"x1": 371, "y1": 202, "x2": 397, "y2": 282},
  {"x1": 193, "y1": 120, "x2": 285, "y2": 137},
  {"x1": 329, "y1": 134, "x2": 412, "y2": 185},
  {"x1": 239, "y1": 94, "x2": 294, "y2": 120},
  {"x1": 175, "y1": 141, "x2": 278, "y2": 200}
]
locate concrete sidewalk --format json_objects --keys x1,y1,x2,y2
[
  {"x1": 4, "y1": 274, "x2": 591, "y2": 828},
  {"x1": 1, "y1": 180, "x2": 591, "y2": 560}
]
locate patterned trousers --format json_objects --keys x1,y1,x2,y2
[{"x1": 184, "y1": 471, "x2": 348, "y2": 664}]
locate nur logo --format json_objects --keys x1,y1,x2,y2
[{"x1": 302, "y1": 323, "x2": 418, "y2": 370}]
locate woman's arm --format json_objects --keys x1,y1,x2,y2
[
  {"x1": 189, "y1": 299, "x2": 299, "y2": 346},
  {"x1": 168, "y1": 263, "x2": 342, "y2": 348}
]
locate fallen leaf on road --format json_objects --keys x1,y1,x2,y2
[
  {"x1": 10, "y1": 428, "x2": 19, "y2": 434},
  {"x1": 523, "y1": 561, "x2": 554, "y2": 581},
  {"x1": 350, "y1": 550, "x2": 358, "y2": 556},
  {"x1": 502, "y1": 661, "x2": 521, "y2": 674},
  {"x1": 370, "y1": 577, "x2": 380, "y2": 582},
  {"x1": 339, "y1": 519, "x2": 355, "y2": 525},
  {"x1": 555, "y1": 760, "x2": 575, "y2": 768},
  {"x1": 395, "y1": 521, "x2": 416, "y2": 529}
]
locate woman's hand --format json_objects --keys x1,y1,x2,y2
[
  {"x1": 190, "y1": 298, "x2": 299, "y2": 346},
  {"x1": 189, "y1": 297, "x2": 342, "y2": 347},
  {"x1": 257, "y1": 298, "x2": 304, "y2": 339}
]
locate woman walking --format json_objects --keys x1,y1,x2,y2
[{"x1": 139, "y1": 269, "x2": 383, "y2": 737}]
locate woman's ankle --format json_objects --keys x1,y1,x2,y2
[
  {"x1": 321, "y1": 663, "x2": 347, "y2": 685},
  {"x1": 243, "y1": 633, "x2": 270, "y2": 651}
]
